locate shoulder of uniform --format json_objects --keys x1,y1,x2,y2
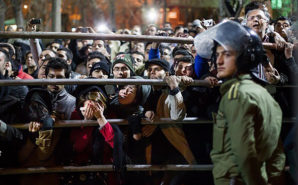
[{"x1": 227, "y1": 81, "x2": 240, "y2": 100}]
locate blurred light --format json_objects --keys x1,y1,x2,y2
[
  {"x1": 147, "y1": 8, "x2": 158, "y2": 22},
  {"x1": 96, "y1": 24, "x2": 108, "y2": 32},
  {"x1": 71, "y1": 27, "x2": 76, "y2": 32},
  {"x1": 168, "y1": 11, "x2": 177, "y2": 19},
  {"x1": 11, "y1": 25, "x2": 17, "y2": 31},
  {"x1": 24, "y1": 4, "x2": 28, "y2": 9}
]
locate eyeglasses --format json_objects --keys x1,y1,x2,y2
[
  {"x1": 247, "y1": 15, "x2": 266, "y2": 21},
  {"x1": 113, "y1": 67, "x2": 129, "y2": 72}
]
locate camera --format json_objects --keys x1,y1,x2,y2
[
  {"x1": 203, "y1": 19, "x2": 214, "y2": 28},
  {"x1": 156, "y1": 32, "x2": 169, "y2": 37},
  {"x1": 30, "y1": 18, "x2": 41, "y2": 25}
]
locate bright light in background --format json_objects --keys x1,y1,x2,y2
[
  {"x1": 11, "y1": 25, "x2": 17, "y2": 31},
  {"x1": 95, "y1": 23, "x2": 108, "y2": 33},
  {"x1": 147, "y1": 8, "x2": 158, "y2": 23},
  {"x1": 71, "y1": 27, "x2": 76, "y2": 32},
  {"x1": 23, "y1": 4, "x2": 28, "y2": 9}
]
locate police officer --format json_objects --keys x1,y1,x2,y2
[{"x1": 194, "y1": 20, "x2": 285, "y2": 185}]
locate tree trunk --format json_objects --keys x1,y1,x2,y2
[
  {"x1": 109, "y1": 0, "x2": 116, "y2": 31},
  {"x1": 11, "y1": 0, "x2": 24, "y2": 28},
  {"x1": 52, "y1": 0, "x2": 61, "y2": 32},
  {"x1": 163, "y1": 0, "x2": 167, "y2": 25},
  {"x1": 0, "y1": 0, "x2": 6, "y2": 31}
]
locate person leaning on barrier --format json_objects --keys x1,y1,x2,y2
[
  {"x1": 141, "y1": 58, "x2": 196, "y2": 184},
  {"x1": 274, "y1": 16, "x2": 292, "y2": 42},
  {"x1": 89, "y1": 61, "x2": 110, "y2": 79},
  {"x1": 0, "y1": 72, "x2": 25, "y2": 176},
  {"x1": 45, "y1": 57, "x2": 76, "y2": 120},
  {"x1": 14, "y1": 88, "x2": 61, "y2": 185},
  {"x1": 194, "y1": 20, "x2": 285, "y2": 185},
  {"x1": 143, "y1": 59, "x2": 196, "y2": 155},
  {"x1": 112, "y1": 53, "x2": 135, "y2": 79},
  {"x1": 85, "y1": 51, "x2": 110, "y2": 77},
  {"x1": 0, "y1": 49, "x2": 29, "y2": 123},
  {"x1": 59, "y1": 84, "x2": 125, "y2": 185}
]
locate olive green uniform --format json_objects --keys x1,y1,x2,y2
[{"x1": 211, "y1": 74, "x2": 285, "y2": 185}]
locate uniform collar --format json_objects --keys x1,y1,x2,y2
[{"x1": 219, "y1": 74, "x2": 251, "y2": 95}]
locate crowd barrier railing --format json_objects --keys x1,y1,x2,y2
[
  {"x1": 0, "y1": 31, "x2": 193, "y2": 44},
  {"x1": 0, "y1": 32, "x2": 296, "y2": 176}
]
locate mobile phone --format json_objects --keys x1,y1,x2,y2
[
  {"x1": 81, "y1": 27, "x2": 88, "y2": 33},
  {"x1": 30, "y1": 18, "x2": 41, "y2": 25}
]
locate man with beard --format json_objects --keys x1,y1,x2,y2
[{"x1": 142, "y1": 58, "x2": 196, "y2": 185}]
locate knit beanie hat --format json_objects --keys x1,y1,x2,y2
[
  {"x1": 145, "y1": 58, "x2": 170, "y2": 72},
  {"x1": 89, "y1": 62, "x2": 110, "y2": 77},
  {"x1": 112, "y1": 53, "x2": 135, "y2": 75}
]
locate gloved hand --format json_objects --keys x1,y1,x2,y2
[{"x1": 40, "y1": 115, "x2": 54, "y2": 131}]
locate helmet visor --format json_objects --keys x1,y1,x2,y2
[{"x1": 194, "y1": 20, "x2": 250, "y2": 59}]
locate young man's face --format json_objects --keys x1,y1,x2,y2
[
  {"x1": 132, "y1": 42, "x2": 145, "y2": 53},
  {"x1": 174, "y1": 61, "x2": 193, "y2": 77},
  {"x1": 215, "y1": 45, "x2": 238, "y2": 79},
  {"x1": 92, "y1": 40, "x2": 105, "y2": 52},
  {"x1": 57, "y1": 50, "x2": 71, "y2": 65},
  {"x1": 161, "y1": 48, "x2": 171, "y2": 62},
  {"x1": 86, "y1": 58, "x2": 101, "y2": 75},
  {"x1": 275, "y1": 20, "x2": 290, "y2": 40},
  {"x1": 132, "y1": 53, "x2": 144, "y2": 70},
  {"x1": 47, "y1": 68, "x2": 66, "y2": 93},
  {"x1": 37, "y1": 60, "x2": 49, "y2": 79},
  {"x1": 246, "y1": 9, "x2": 268, "y2": 38},
  {"x1": 148, "y1": 64, "x2": 167, "y2": 79},
  {"x1": 38, "y1": 50, "x2": 56, "y2": 67},
  {"x1": 50, "y1": 43, "x2": 60, "y2": 52},
  {"x1": 91, "y1": 69, "x2": 108, "y2": 79},
  {"x1": 26, "y1": 53, "x2": 36, "y2": 68},
  {"x1": 147, "y1": 26, "x2": 157, "y2": 36},
  {"x1": 113, "y1": 63, "x2": 131, "y2": 79}
]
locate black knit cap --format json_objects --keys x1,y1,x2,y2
[
  {"x1": 145, "y1": 58, "x2": 170, "y2": 72},
  {"x1": 89, "y1": 62, "x2": 110, "y2": 77}
]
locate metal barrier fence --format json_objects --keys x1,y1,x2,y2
[
  {"x1": 0, "y1": 165, "x2": 214, "y2": 175},
  {"x1": 0, "y1": 78, "x2": 296, "y2": 87},
  {"x1": 0, "y1": 31, "x2": 193, "y2": 44},
  {"x1": 0, "y1": 32, "x2": 296, "y2": 176},
  {"x1": 10, "y1": 117, "x2": 296, "y2": 129},
  {"x1": 0, "y1": 79, "x2": 211, "y2": 87}
]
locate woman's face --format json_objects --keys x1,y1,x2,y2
[
  {"x1": 118, "y1": 85, "x2": 137, "y2": 105},
  {"x1": 80, "y1": 100, "x2": 91, "y2": 118}
]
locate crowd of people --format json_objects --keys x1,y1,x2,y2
[{"x1": 0, "y1": 1, "x2": 297, "y2": 185}]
